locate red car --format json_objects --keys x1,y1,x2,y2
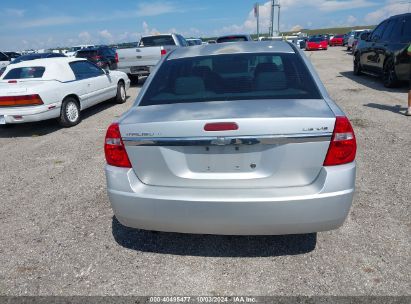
[
  {"x1": 329, "y1": 34, "x2": 345, "y2": 46},
  {"x1": 306, "y1": 37, "x2": 328, "y2": 50}
]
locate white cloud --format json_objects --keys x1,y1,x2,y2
[
  {"x1": 318, "y1": 0, "x2": 376, "y2": 12},
  {"x1": 364, "y1": 0, "x2": 409, "y2": 24},
  {"x1": 5, "y1": 8, "x2": 26, "y2": 17},
  {"x1": 118, "y1": 32, "x2": 141, "y2": 42},
  {"x1": 78, "y1": 32, "x2": 92, "y2": 43},
  {"x1": 16, "y1": 16, "x2": 77, "y2": 29},
  {"x1": 290, "y1": 25, "x2": 303, "y2": 32},
  {"x1": 98, "y1": 30, "x2": 114, "y2": 43},
  {"x1": 346, "y1": 15, "x2": 357, "y2": 25},
  {"x1": 142, "y1": 21, "x2": 160, "y2": 35},
  {"x1": 137, "y1": 1, "x2": 180, "y2": 17},
  {"x1": 215, "y1": 0, "x2": 380, "y2": 35}
]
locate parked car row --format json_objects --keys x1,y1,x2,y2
[{"x1": 0, "y1": 57, "x2": 130, "y2": 126}]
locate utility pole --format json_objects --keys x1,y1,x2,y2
[
  {"x1": 254, "y1": 3, "x2": 260, "y2": 39},
  {"x1": 269, "y1": 0, "x2": 275, "y2": 36},
  {"x1": 269, "y1": 0, "x2": 281, "y2": 36},
  {"x1": 277, "y1": 0, "x2": 281, "y2": 35}
]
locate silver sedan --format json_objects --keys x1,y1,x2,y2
[{"x1": 104, "y1": 41, "x2": 357, "y2": 235}]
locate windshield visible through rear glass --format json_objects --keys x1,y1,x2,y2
[
  {"x1": 217, "y1": 36, "x2": 248, "y2": 43},
  {"x1": 139, "y1": 53, "x2": 321, "y2": 107}
]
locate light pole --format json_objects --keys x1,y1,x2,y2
[
  {"x1": 269, "y1": 0, "x2": 275, "y2": 36},
  {"x1": 269, "y1": 0, "x2": 281, "y2": 36},
  {"x1": 254, "y1": 3, "x2": 260, "y2": 39},
  {"x1": 277, "y1": 0, "x2": 281, "y2": 35}
]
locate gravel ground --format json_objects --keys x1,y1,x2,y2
[{"x1": 0, "y1": 47, "x2": 410, "y2": 296}]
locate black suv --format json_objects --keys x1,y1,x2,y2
[
  {"x1": 353, "y1": 13, "x2": 411, "y2": 87},
  {"x1": 76, "y1": 46, "x2": 118, "y2": 70}
]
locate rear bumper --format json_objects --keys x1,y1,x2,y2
[
  {"x1": 0, "y1": 102, "x2": 61, "y2": 124},
  {"x1": 117, "y1": 66, "x2": 153, "y2": 76},
  {"x1": 106, "y1": 163, "x2": 356, "y2": 235}
]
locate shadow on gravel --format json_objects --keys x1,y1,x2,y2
[
  {"x1": 0, "y1": 99, "x2": 127, "y2": 138},
  {"x1": 112, "y1": 217, "x2": 317, "y2": 257},
  {"x1": 339, "y1": 71, "x2": 408, "y2": 93},
  {"x1": 364, "y1": 103, "x2": 408, "y2": 115}
]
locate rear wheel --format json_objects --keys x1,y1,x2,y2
[
  {"x1": 382, "y1": 58, "x2": 398, "y2": 88},
  {"x1": 353, "y1": 53, "x2": 362, "y2": 76},
  {"x1": 58, "y1": 97, "x2": 81, "y2": 127},
  {"x1": 115, "y1": 82, "x2": 127, "y2": 104}
]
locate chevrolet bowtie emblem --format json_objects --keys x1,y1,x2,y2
[{"x1": 211, "y1": 137, "x2": 232, "y2": 146}]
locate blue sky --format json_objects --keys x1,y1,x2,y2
[{"x1": 0, "y1": 0, "x2": 409, "y2": 50}]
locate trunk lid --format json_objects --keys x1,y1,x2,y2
[
  {"x1": 120, "y1": 99, "x2": 335, "y2": 189},
  {"x1": 0, "y1": 80, "x2": 49, "y2": 95}
]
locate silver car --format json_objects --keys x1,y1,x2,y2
[{"x1": 105, "y1": 41, "x2": 357, "y2": 235}]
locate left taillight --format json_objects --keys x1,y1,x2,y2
[
  {"x1": 0, "y1": 94, "x2": 44, "y2": 107},
  {"x1": 115, "y1": 52, "x2": 119, "y2": 63},
  {"x1": 104, "y1": 123, "x2": 131, "y2": 168}
]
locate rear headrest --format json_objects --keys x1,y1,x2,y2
[
  {"x1": 254, "y1": 63, "x2": 278, "y2": 76},
  {"x1": 174, "y1": 76, "x2": 205, "y2": 95},
  {"x1": 192, "y1": 66, "x2": 212, "y2": 76},
  {"x1": 255, "y1": 71, "x2": 287, "y2": 91}
]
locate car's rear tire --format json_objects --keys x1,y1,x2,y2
[
  {"x1": 382, "y1": 58, "x2": 399, "y2": 88},
  {"x1": 58, "y1": 97, "x2": 81, "y2": 127},
  {"x1": 347, "y1": 46, "x2": 351, "y2": 51},
  {"x1": 115, "y1": 82, "x2": 127, "y2": 104},
  {"x1": 353, "y1": 53, "x2": 363, "y2": 76}
]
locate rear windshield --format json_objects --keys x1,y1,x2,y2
[
  {"x1": 140, "y1": 36, "x2": 176, "y2": 47},
  {"x1": 76, "y1": 50, "x2": 98, "y2": 58},
  {"x1": 139, "y1": 53, "x2": 321, "y2": 107},
  {"x1": 217, "y1": 36, "x2": 248, "y2": 43},
  {"x1": 3, "y1": 67, "x2": 45, "y2": 79},
  {"x1": 309, "y1": 37, "x2": 324, "y2": 42}
]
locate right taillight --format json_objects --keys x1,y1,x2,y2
[
  {"x1": 104, "y1": 123, "x2": 131, "y2": 168},
  {"x1": 323, "y1": 116, "x2": 357, "y2": 166},
  {"x1": 161, "y1": 49, "x2": 167, "y2": 56}
]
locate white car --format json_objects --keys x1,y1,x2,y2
[
  {"x1": 0, "y1": 57, "x2": 130, "y2": 127},
  {"x1": 347, "y1": 30, "x2": 368, "y2": 51}
]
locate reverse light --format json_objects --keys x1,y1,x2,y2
[
  {"x1": 204, "y1": 122, "x2": 239, "y2": 132},
  {"x1": 104, "y1": 123, "x2": 131, "y2": 168},
  {"x1": 0, "y1": 94, "x2": 44, "y2": 107},
  {"x1": 323, "y1": 116, "x2": 357, "y2": 166}
]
